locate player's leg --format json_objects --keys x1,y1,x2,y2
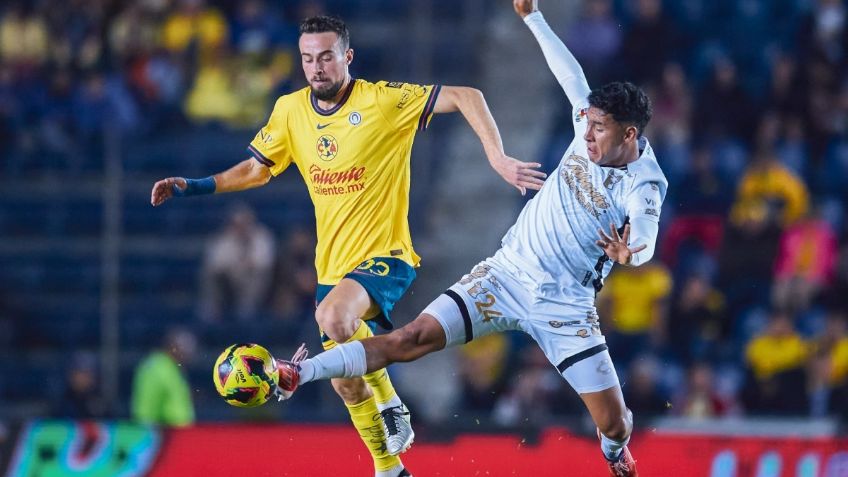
[
  {"x1": 527, "y1": 320, "x2": 638, "y2": 477},
  {"x1": 315, "y1": 279, "x2": 409, "y2": 475},
  {"x1": 580, "y1": 384, "x2": 638, "y2": 476},
  {"x1": 296, "y1": 313, "x2": 448, "y2": 384}
]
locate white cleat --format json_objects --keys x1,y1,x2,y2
[{"x1": 381, "y1": 404, "x2": 415, "y2": 455}]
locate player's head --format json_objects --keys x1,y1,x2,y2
[
  {"x1": 299, "y1": 15, "x2": 353, "y2": 101},
  {"x1": 584, "y1": 81, "x2": 652, "y2": 165}
]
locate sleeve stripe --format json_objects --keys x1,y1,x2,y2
[
  {"x1": 247, "y1": 145, "x2": 274, "y2": 167},
  {"x1": 417, "y1": 85, "x2": 442, "y2": 131}
]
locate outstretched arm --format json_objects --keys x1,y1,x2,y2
[
  {"x1": 433, "y1": 86, "x2": 546, "y2": 195},
  {"x1": 514, "y1": 0, "x2": 591, "y2": 107},
  {"x1": 150, "y1": 158, "x2": 272, "y2": 206}
]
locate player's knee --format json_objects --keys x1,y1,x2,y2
[
  {"x1": 599, "y1": 410, "x2": 632, "y2": 441},
  {"x1": 315, "y1": 302, "x2": 357, "y2": 342}
]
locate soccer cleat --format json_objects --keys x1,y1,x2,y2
[
  {"x1": 274, "y1": 343, "x2": 308, "y2": 401},
  {"x1": 597, "y1": 428, "x2": 638, "y2": 477},
  {"x1": 605, "y1": 446, "x2": 638, "y2": 477},
  {"x1": 381, "y1": 404, "x2": 415, "y2": 455}
]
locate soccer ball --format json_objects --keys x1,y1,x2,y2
[{"x1": 213, "y1": 343, "x2": 280, "y2": 408}]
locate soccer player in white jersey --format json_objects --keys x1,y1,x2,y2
[{"x1": 275, "y1": 1, "x2": 666, "y2": 475}]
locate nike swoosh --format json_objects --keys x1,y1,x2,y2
[{"x1": 317, "y1": 123, "x2": 333, "y2": 129}]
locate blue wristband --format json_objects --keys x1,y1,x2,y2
[{"x1": 173, "y1": 177, "x2": 216, "y2": 197}]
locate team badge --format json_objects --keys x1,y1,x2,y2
[
  {"x1": 574, "y1": 108, "x2": 587, "y2": 123},
  {"x1": 316, "y1": 135, "x2": 338, "y2": 161},
  {"x1": 349, "y1": 111, "x2": 361, "y2": 126}
]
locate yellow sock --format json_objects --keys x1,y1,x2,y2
[
  {"x1": 346, "y1": 396, "x2": 401, "y2": 472},
  {"x1": 322, "y1": 321, "x2": 400, "y2": 408},
  {"x1": 358, "y1": 329, "x2": 399, "y2": 408}
]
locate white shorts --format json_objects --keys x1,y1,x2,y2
[{"x1": 423, "y1": 255, "x2": 620, "y2": 394}]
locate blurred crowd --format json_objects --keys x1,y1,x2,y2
[
  {"x1": 0, "y1": 0, "x2": 315, "y2": 174},
  {"x1": 3, "y1": 0, "x2": 848, "y2": 427}
]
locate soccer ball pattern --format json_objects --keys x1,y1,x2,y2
[{"x1": 213, "y1": 343, "x2": 279, "y2": 408}]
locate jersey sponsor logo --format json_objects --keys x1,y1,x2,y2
[
  {"x1": 349, "y1": 111, "x2": 362, "y2": 126},
  {"x1": 309, "y1": 164, "x2": 366, "y2": 196},
  {"x1": 396, "y1": 83, "x2": 427, "y2": 110},
  {"x1": 561, "y1": 154, "x2": 610, "y2": 219},
  {"x1": 316, "y1": 134, "x2": 339, "y2": 161},
  {"x1": 386, "y1": 81, "x2": 404, "y2": 88},
  {"x1": 549, "y1": 320, "x2": 581, "y2": 328},
  {"x1": 390, "y1": 249, "x2": 403, "y2": 256},
  {"x1": 645, "y1": 208, "x2": 659, "y2": 217},
  {"x1": 316, "y1": 122, "x2": 333, "y2": 129},
  {"x1": 645, "y1": 197, "x2": 656, "y2": 206}
]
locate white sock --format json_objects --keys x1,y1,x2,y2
[
  {"x1": 375, "y1": 462, "x2": 404, "y2": 477},
  {"x1": 297, "y1": 341, "x2": 367, "y2": 384},
  {"x1": 375, "y1": 393, "x2": 403, "y2": 412},
  {"x1": 600, "y1": 432, "x2": 629, "y2": 461}
]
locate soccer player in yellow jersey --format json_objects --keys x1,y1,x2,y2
[{"x1": 150, "y1": 15, "x2": 546, "y2": 477}]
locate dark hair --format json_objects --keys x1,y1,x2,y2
[
  {"x1": 299, "y1": 15, "x2": 350, "y2": 50},
  {"x1": 588, "y1": 81, "x2": 652, "y2": 136}
]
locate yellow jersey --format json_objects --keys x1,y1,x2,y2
[{"x1": 248, "y1": 79, "x2": 441, "y2": 284}]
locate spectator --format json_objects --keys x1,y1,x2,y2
[
  {"x1": 661, "y1": 146, "x2": 731, "y2": 267},
  {"x1": 493, "y1": 345, "x2": 578, "y2": 425},
  {"x1": 772, "y1": 207, "x2": 838, "y2": 313},
  {"x1": 695, "y1": 57, "x2": 760, "y2": 143},
  {"x1": 668, "y1": 273, "x2": 728, "y2": 364},
  {"x1": 618, "y1": 0, "x2": 683, "y2": 86},
  {"x1": 272, "y1": 228, "x2": 317, "y2": 321},
  {"x1": 717, "y1": 200, "x2": 782, "y2": 319},
  {"x1": 734, "y1": 148, "x2": 810, "y2": 227},
  {"x1": 0, "y1": 4, "x2": 50, "y2": 67},
  {"x1": 564, "y1": 0, "x2": 621, "y2": 83},
  {"x1": 674, "y1": 362, "x2": 731, "y2": 419},
  {"x1": 458, "y1": 333, "x2": 510, "y2": 413},
  {"x1": 742, "y1": 311, "x2": 809, "y2": 415},
  {"x1": 198, "y1": 204, "x2": 276, "y2": 322},
  {"x1": 131, "y1": 328, "x2": 197, "y2": 427},
  {"x1": 161, "y1": 0, "x2": 229, "y2": 55},
  {"x1": 808, "y1": 311, "x2": 848, "y2": 418},
  {"x1": 622, "y1": 355, "x2": 669, "y2": 418},
  {"x1": 597, "y1": 262, "x2": 672, "y2": 366},
  {"x1": 54, "y1": 352, "x2": 106, "y2": 419}
]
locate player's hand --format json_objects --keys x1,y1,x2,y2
[
  {"x1": 490, "y1": 154, "x2": 546, "y2": 195},
  {"x1": 513, "y1": 0, "x2": 539, "y2": 18},
  {"x1": 150, "y1": 177, "x2": 187, "y2": 206},
  {"x1": 596, "y1": 223, "x2": 646, "y2": 265}
]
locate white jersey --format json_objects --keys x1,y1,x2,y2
[{"x1": 497, "y1": 12, "x2": 668, "y2": 312}]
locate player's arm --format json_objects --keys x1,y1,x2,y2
[
  {"x1": 433, "y1": 86, "x2": 546, "y2": 194},
  {"x1": 597, "y1": 179, "x2": 664, "y2": 265},
  {"x1": 150, "y1": 158, "x2": 272, "y2": 207},
  {"x1": 514, "y1": 0, "x2": 591, "y2": 107}
]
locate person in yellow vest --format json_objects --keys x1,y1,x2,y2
[{"x1": 150, "y1": 15, "x2": 545, "y2": 477}]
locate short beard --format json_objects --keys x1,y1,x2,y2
[{"x1": 312, "y1": 80, "x2": 344, "y2": 101}]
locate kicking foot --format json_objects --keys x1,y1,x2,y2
[
  {"x1": 605, "y1": 446, "x2": 638, "y2": 477},
  {"x1": 597, "y1": 428, "x2": 638, "y2": 477},
  {"x1": 274, "y1": 343, "x2": 308, "y2": 401},
  {"x1": 380, "y1": 404, "x2": 415, "y2": 455}
]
